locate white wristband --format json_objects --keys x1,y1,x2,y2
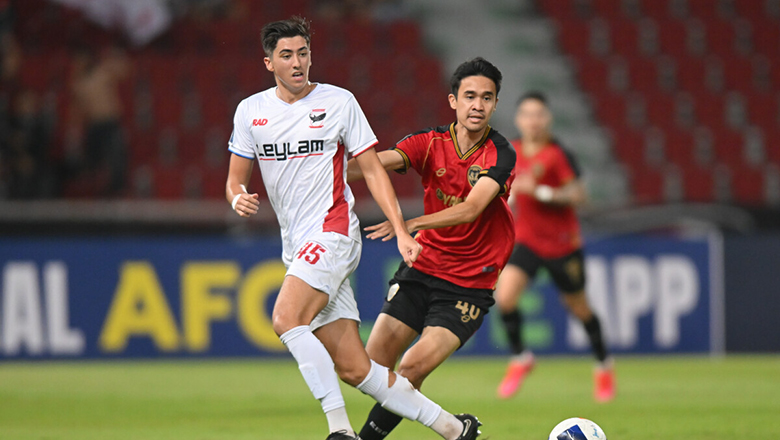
[
  {"x1": 232, "y1": 184, "x2": 249, "y2": 211},
  {"x1": 534, "y1": 185, "x2": 554, "y2": 202}
]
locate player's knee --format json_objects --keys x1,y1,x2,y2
[
  {"x1": 562, "y1": 294, "x2": 592, "y2": 321},
  {"x1": 495, "y1": 294, "x2": 516, "y2": 312},
  {"x1": 335, "y1": 362, "x2": 369, "y2": 387},
  {"x1": 396, "y1": 362, "x2": 428, "y2": 389},
  {"x1": 272, "y1": 310, "x2": 299, "y2": 337}
]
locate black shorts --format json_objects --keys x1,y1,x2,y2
[
  {"x1": 380, "y1": 264, "x2": 494, "y2": 348},
  {"x1": 506, "y1": 244, "x2": 586, "y2": 293}
]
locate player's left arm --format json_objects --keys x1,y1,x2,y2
[
  {"x1": 534, "y1": 148, "x2": 587, "y2": 206},
  {"x1": 536, "y1": 178, "x2": 587, "y2": 206},
  {"x1": 355, "y1": 148, "x2": 422, "y2": 266},
  {"x1": 346, "y1": 149, "x2": 405, "y2": 182},
  {"x1": 365, "y1": 176, "x2": 501, "y2": 240}
]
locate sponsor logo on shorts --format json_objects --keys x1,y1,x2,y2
[
  {"x1": 565, "y1": 257, "x2": 583, "y2": 284},
  {"x1": 387, "y1": 283, "x2": 400, "y2": 301}
]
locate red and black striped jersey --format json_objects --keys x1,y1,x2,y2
[
  {"x1": 512, "y1": 139, "x2": 582, "y2": 258},
  {"x1": 392, "y1": 123, "x2": 516, "y2": 290}
]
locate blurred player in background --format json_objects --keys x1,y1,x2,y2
[
  {"x1": 494, "y1": 91, "x2": 615, "y2": 402},
  {"x1": 225, "y1": 16, "x2": 480, "y2": 440},
  {"x1": 347, "y1": 57, "x2": 515, "y2": 439}
]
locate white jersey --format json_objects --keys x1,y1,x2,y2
[{"x1": 228, "y1": 83, "x2": 377, "y2": 263}]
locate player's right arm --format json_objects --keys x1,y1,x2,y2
[
  {"x1": 226, "y1": 154, "x2": 260, "y2": 217},
  {"x1": 226, "y1": 100, "x2": 260, "y2": 217},
  {"x1": 364, "y1": 176, "x2": 502, "y2": 240}
]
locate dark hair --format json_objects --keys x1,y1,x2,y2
[
  {"x1": 261, "y1": 16, "x2": 311, "y2": 57},
  {"x1": 450, "y1": 57, "x2": 503, "y2": 97},
  {"x1": 516, "y1": 91, "x2": 548, "y2": 108}
]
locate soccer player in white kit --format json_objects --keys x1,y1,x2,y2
[{"x1": 225, "y1": 17, "x2": 482, "y2": 440}]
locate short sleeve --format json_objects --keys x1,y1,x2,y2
[
  {"x1": 228, "y1": 100, "x2": 255, "y2": 159},
  {"x1": 481, "y1": 133, "x2": 516, "y2": 189},
  {"x1": 340, "y1": 96, "x2": 378, "y2": 157},
  {"x1": 553, "y1": 147, "x2": 581, "y2": 184},
  {"x1": 392, "y1": 131, "x2": 429, "y2": 174}
]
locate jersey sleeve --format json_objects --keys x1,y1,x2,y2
[
  {"x1": 391, "y1": 131, "x2": 429, "y2": 174},
  {"x1": 480, "y1": 133, "x2": 516, "y2": 189},
  {"x1": 340, "y1": 96, "x2": 378, "y2": 157},
  {"x1": 228, "y1": 100, "x2": 255, "y2": 159},
  {"x1": 554, "y1": 147, "x2": 581, "y2": 184}
]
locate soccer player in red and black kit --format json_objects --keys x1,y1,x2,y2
[
  {"x1": 347, "y1": 57, "x2": 516, "y2": 439},
  {"x1": 494, "y1": 91, "x2": 615, "y2": 402}
]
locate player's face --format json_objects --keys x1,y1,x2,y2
[
  {"x1": 264, "y1": 36, "x2": 311, "y2": 93},
  {"x1": 448, "y1": 75, "x2": 498, "y2": 133},
  {"x1": 515, "y1": 99, "x2": 551, "y2": 142}
]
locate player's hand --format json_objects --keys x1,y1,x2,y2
[
  {"x1": 512, "y1": 172, "x2": 537, "y2": 195},
  {"x1": 234, "y1": 193, "x2": 260, "y2": 217},
  {"x1": 396, "y1": 231, "x2": 422, "y2": 267},
  {"x1": 364, "y1": 220, "x2": 395, "y2": 241}
]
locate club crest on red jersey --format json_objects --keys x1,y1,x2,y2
[
  {"x1": 309, "y1": 109, "x2": 326, "y2": 128},
  {"x1": 532, "y1": 162, "x2": 545, "y2": 178},
  {"x1": 467, "y1": 165, "x2": 482, "y2": 187}
]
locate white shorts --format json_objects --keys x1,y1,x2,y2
[{"x1": 286, "y1": 231, "x2": 362, "y2": 331}]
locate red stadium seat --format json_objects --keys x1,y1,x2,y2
[
  {"x1": 575, "y1": 56, "x2": 610, "y2": 93},
  {"x1": 389, "y1": 21, "x2": 423, "y2": 54},
  {"x1": 686, "y1": 0, "x2": 723, "y2": 20},
  {"x1": 554, "y1": 18, "x2": 592, "y2": 58},
  {"x1": 682, "y1": 166, "x2": 715, "y2": 201},
  {"x1": 608, "y1": 17, "x2": 640, "y2": 56},
  {"x1": 730, "y1": 166, "x2": 766, "y2": 205},
  {"x1": 660, "y1": 128, "x2": 695, "y2": 167},
  {"x1": 710, "y1": 127, "x2": 744, "y2": 165},
  {"x1": 656, "y1": 19, "x2": 692, "y2": 59},
  {"x1": 631, "y1": 168, "x2": 665, "y2": 204},
  {"x1": 537, "y1": 0, "x2": 580, "y2": 19},
  {"x1": 639, "y1": 0, "x2": 673, "y2": 20},
  {"x1": 627, "y1": 56, "x2": 663, "y2": 92},
  {"x1": 751, "y1": 19, "x2": 780, "y2": 56},
  {"x1": 608, "y1": 128, "x2": 645, "y2": 169},
  {"x1": 704, "y1": 18, "x2": 740, "y2": 58}
]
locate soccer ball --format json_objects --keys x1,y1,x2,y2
[{"x1": 548, "y1": 418, "x2": 606, "y2": 440}]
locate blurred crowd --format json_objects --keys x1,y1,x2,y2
[{"x1": 0, "y1": 0, "x2": 403, "y2": 200}]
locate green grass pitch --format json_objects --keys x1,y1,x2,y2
[{"x1": 1, "y1": 355, "x2": 778, "y2": 439}]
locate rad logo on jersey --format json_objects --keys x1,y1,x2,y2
[
  {"x1": 309, "y1": 109, "x2": 326, "y2": 128},
  {"x1": 253, "y1": 118, "x2": 269, "y2": 126}
]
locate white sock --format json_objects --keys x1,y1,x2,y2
[
  {"x1": 325, "y1": 408, "x2": 354, "y2": 436},
  {"x1": 356, "y1": 360, "x2": 461, "y2": 438},
  {"x1": 280, "y1": 326, "x2": 350, "y2": 432},
  {"x1": 430, "y1": 412, "x2": 464, "y2": 440}
]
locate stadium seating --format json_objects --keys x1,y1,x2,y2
[
  {"x1": 11, "y1": 0, "x2": 451, "y2": 200},
  {"x1": 539, "y1": 0, "x2": 780, "y2": 206}
]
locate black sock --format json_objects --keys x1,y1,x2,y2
[
  {"x1": 359, "y1": 403, "x2": 403, "y2": 440},
  {"x1": 583, "y1": 315, "x2": 608, "y2": 362},
  {"x1": 500, "y1": 309, "x2": 524, "y2": 355}
]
